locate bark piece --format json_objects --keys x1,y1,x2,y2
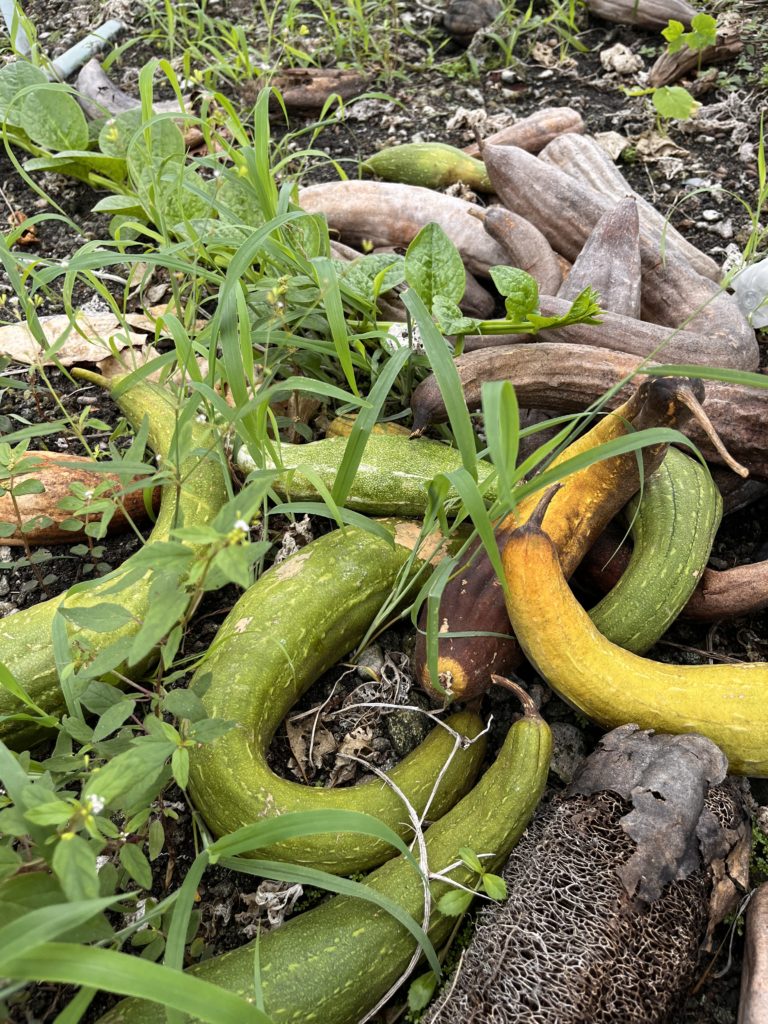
[
  {"x1": 569, "y1": 724, "x2": 728, "y2": 902},
  {"x1": 269, "y1": 68, "x2": 368, "y2": 111},
  {"x1": 464, "y1": 106, "x2": 585, "y2": 158},
  {"x1": 298, "y1": 180, "x2": 509, "y2": 278}
]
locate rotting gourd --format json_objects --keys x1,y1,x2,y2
[
  {"x1": 503, "y1": 488, "x2": 768, "y2": 777},
  {"x1": 0, "y1": 371, "x2": 229, "y2": 750},
  {"x1": 94, "y1": 682, "x2": 551, "y2": 1024},
  {"x1": 187, "y1": 522, "x2": 487, "y2": 875},
  {"x1": 414, "y1": 376, "x2": 702, "y2": 703}
]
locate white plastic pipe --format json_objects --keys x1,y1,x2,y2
[
  {"x1": 49, "y1": 19, "x2": 125, "y2": 81},
  {"x1": 0, "y1": 0, "x2": 31, "y2": 55}
]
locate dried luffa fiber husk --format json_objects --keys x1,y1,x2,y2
[{"x1": 426, "y1": 726, "x2": 750, "y2": 1024}]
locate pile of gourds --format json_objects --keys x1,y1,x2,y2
[{"x1": 4, "y1": 101, "x2": 768, "y2": 1024}]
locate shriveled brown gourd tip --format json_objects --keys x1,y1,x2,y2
[
  {"x1": 556, "y1": 196, "x2": 641, "y2": 317},
  {"x1": 478, "y1": 142, "x2": 755, "y2": 356}
]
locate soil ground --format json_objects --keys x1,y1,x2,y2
[{"x1": 2, "y1": 0, "x2": 768, "y2": 1021}]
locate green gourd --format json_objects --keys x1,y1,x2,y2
[
  {"x1": 187, "y1": 523, "x2": 487, "y2": 875},
  {"x1": 589, "y1": 448, "x2": 722, "y2": 653},
  {"x1": 95, "y1": 687, "x2": 551, "y2": 1024},
  {"x1": 362, "y1": 142, "x2": 493, "y2": 193},
  {"x1": 236, "y1": 434, "x2": 497, "y2": 516},
  {"x1": 0, "y1": 371, "x2": 229, "y2": 750}
]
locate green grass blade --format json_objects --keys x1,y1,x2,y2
[
  {"x1": 0, "y1": 944, "x2": 273, "y2": 1024},
  {"x1": 218, "y1": 857, "x2": 441, "y2": 977},
  {"x1": 481, "y1": 380, "x2": 519, "y2": 506},
  {"x1": 512, "y1": 427, "x2": 697, "y2": 506},
  {"x1": 0, "y1": 897, "x2": 126, "y2": 968},
  {"x1": 312, "y1": 256, "x2": 358, "y2": 396},
  {"x1": 647, "y1": 364, "x2": 768, "y2": 388},
  {"x1": 402, "y1": 289, "x2": 478, "y2": 480},
  {"x1": 266, "y1": 501, "x2": 397, "y2": 542},
  {"x1": 331, "y1": 345, "x2": 411, "y2": 506}
]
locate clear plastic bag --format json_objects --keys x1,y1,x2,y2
[{"x1": 732, "y1": 258, "x2": 768, "y2": 328}]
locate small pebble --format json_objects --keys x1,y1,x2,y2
[
  {"x1": 701, "y1": 209, "x2": 722, "y2": 222},
  {"x1": 0, "y1": 601, "x2": 17, "y2": 617}
]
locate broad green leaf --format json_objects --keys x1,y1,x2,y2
[
  {"x1": 436, "y1": 888, "x2": 474, "y2": 916},
  {"x1": 482, "y1": 872, "x2": 507, "y2": 901},
  {"x1": 52, "y1": 834, "x2": 99, "y2": 902},
  {"x1": 405, "y1": 223, "x2": 466, "y2": 308},
  {"x1": 171, "y1": 747, "x2": 189, "y2": 790},
  {"x1": 127, "y1": 575, "x2": 190, "y2": 667},
  {"x1": 58, "y1": 603, "x2": 136, "y2": 634},
  {"x1": 11, "y1": 478, "x2": 45, "y2": 496},
  {"x1": 98, "y1": 109, "x2": 143, "y2": 158},
  {"x1": 432, "y1": 295, "x2": 477, "y2": 336},
  {"x1": 653, "y1": 85, "x2": 701, "y2": 121},
  {"x1": 92, "y1": 700, "x2": 136, "y2": 743},
  {"x1": 83, "y1": 737, "x2": 174, "y2": 807},
  {"x1": 686, "y1": 13, "x2": 717, "y2": 52},
  {"x1": 408, "y1": 971, "x2": 438, "y2": 1012},
  {"x1": 21, "y1": 85, "x2": 89, "y2": 151},
  {"x1": 24, "y1": 798, "x2": 74, "y2": 826},
  {"x1": 23, "y1": 151, "x2": 127, "y2": 184},
  {"x1": 162, "y1": 689, "x2": 206, "y2": 723},
  {"x1": 490, "y1": 266, "x2": 539, "y2": 319},
  {"x1": 119, "y1": 844, "x2": 153, "y2": 890},
  {"x1": 340, "y1": 251, "x2": 406, "y2": 301},
  {"x1": 148, "y1": 820, "x2": 165, "y2": 862},
  {"x1": 661, "y1": 18, "x2": 686, "y2": 52},
  {"x1": 0, "y1": 60, "x2": 47, "y2": 127},
  {"x1": 458, "y1": 847, "x2": 484, "y2": 875}
]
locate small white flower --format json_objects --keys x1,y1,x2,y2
[
  {"x1": 233, "y1": 519, "x2": 250, "y2": 533},
  {"x1": 87, "y1": 793, "x2": 105, "y2": 814},
  {"x1": 82, "y1": 489, "x2": 93, "y2": 501}
]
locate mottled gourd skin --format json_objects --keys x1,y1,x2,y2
[
  {"x1": 0, "y1": 379, "x2": 229, "y2": 750},
  {"x1": 503, "y1": 518, "x2": 768, "y2": 777},
  {"x1": 238, "y1": 434, "x2": 497, "y2": 515},
  {"x1": 97, "y1": 707, "x2": 551, "y2": 1024},
  {"x1": 187, "y1": 524, "x2": 487, "y2": 875},
  {"x1": 589, "y1": 448, "x2": 722, "y2": 653}
]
